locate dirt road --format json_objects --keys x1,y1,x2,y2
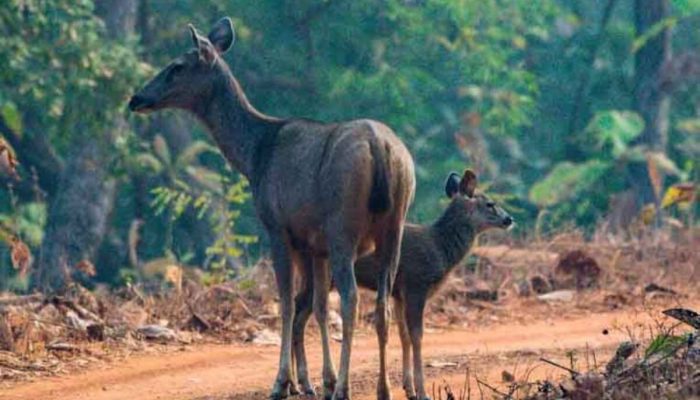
[{"x1": 2, "y1": 305, "x2": 689, "y2": 400}]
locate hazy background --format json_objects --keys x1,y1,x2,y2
[{"x1": 0, "y1": 0, "x2": 698, "y2": 291}]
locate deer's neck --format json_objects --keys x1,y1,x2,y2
[
  {"x1": 193, "y1": 65, "x2": 282, "y2": 179},
  {"x1": 431, "y1": 205, "x2": 478, "y2": 270}
]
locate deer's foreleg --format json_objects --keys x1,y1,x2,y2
[
  {"x1": 395, "y1": 298, "x2": 416, "y2": 400},
  {"x1": 407, "y1": 295, "x2": 429, "y2": 400}
]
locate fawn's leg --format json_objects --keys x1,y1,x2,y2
[
  {"x1": 375, "y1": 219, "x2": 405, "y2": 400},
  {"x1": 407, "y1": 295, "x2": 429, "y2": 400},
  {"x1": 292, "y1": 252, "x2": 315, "y2": 395},
  {"x1": 268, "y1": 233, "x2": 299, "y2": 399},
  {"x1": 394, "y1": 298, "x2": 416, "y2": 400},
  {"x1": 313, "y1": 257, "x2": 337, "y2": 399}
]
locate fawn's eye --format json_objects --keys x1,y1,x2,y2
[{"x1": 486, "y1": 202, "x2": 495, "y2": 208}]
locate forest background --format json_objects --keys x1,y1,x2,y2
[{"x1": 0, "y1": 0, "x2": 698, "y2": 292}]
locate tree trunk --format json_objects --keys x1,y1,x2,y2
[
  {"x1": 630, "y1": 0, "x2": 672, "y2": 207},
  {"x1": 35, "y1": 0, "x2": 138, "y2": 292},
  {"x1": 36, "y1": 141, "x2": 116, "y2": 290}
]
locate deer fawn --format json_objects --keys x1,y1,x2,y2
[
  {"x1": 129, "y1": 18, "x2": 415, "y2": 400},
  {"x1": 293, "y1": 169, "x2": 512, "y2": 400}
]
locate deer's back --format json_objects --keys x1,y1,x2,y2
[{"x1": 254, "y1": 118, "x2": 414, "y2": 256}]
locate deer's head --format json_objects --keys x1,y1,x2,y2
[
  {"x1": 444, "y1": 169, "x2": 513, "y2": 232},
  {"x1": 128, "y1": 18, "x2": 235, "y2": 113}
]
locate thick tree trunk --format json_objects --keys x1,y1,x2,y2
[
  {"x1": 36, "y1": 141, "x2": 115, "y2": 290},
  {"x1": 630, "y1": 0, "x2": 672, "y2": 206},
  {"x1": 35, "y1": 0, "x2": 138, "y2": 292}
]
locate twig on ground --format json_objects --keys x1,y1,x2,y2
[
  {"x1": 539, "y1": 357, "x2": 580, "y2": 378},
  {"x1": 475, "y1": 377, "x2": 510, "y2": 398}
]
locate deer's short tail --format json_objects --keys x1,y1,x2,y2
[{"x1": 368, "y1": 136, "x2": 392, "y2": 214}]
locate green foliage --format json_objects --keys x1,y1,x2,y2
[
  {"x1": 0, "y1": 0, "x2": 147, "y2": 147},
  {"x1": 529, "y1": 160, "x2": 610, "y2": 207},
  {"x1": 644, "y1": 333, "x2": 690, "y2": 359},
  {"x1": 586, "y1": 110, "x2": 645, "y2": 157},
  {"x1": 0, "y1": 102, "x2": 22, "y2": 135},
  {"x1": 151, "y1": 173, "x2": 257, "y2": 273}
]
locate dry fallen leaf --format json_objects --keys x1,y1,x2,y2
[
  {"x1": 75, "y1": 260, "x2": 97, "y2": 277},
  {"x1": 9, "y1": 236, "x2": 31, "y2": 277},
  {"x1": 0, "y1": 137, "x2": 19, "y2": 180},
  {"x1": 164, "y1": 265, "x2": 183, "y2": 291},
  {"x1": 661, "y1": 183, "x2": 696, "y2": 209}
]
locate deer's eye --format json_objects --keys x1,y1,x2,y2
[
  {"x1": 486, "y1": 202, "x2": 495, "y2": 208},
  {"x1": 171, "y1": 64, "x2": 185, "y2": 74}
]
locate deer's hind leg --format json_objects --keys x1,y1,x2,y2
[
  {"x1": 312, "y1": 257, "x2": 337, "y2": 399},
  {"x1": 324, "y1": 219, "x2": 360, "y2": 400},
  {"x1": 292, "y1": 252, "x2": 316, "y2": 396},
  {"x1": 374, "y1": 218, "x2": 406, "y2": 400}
]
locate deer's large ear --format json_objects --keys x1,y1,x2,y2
[
  {"x1": 460, "y1": 169, "x2": 477, "y2": 197},
  {"x1": 207, "y1": 17, "x2": 235, "y2": 54},
  {"x1": 189, "y1": 23, "x2": 217, "y2": 64},
  {"x1": 445, "y1": 172, "x2": 461, "y2": 198},
  {"x1": 189, "y1": 24, "x2": 203, "y2": 49}
]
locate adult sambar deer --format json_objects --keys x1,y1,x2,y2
[
  {"x1": 293, "y1": 170, "x2": 513, "y2": 400},
  {"x1": 128, "y1": 18, "x2": 415, "y2": 400}
]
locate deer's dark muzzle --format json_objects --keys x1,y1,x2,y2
[
  {"x1": 502, "y1": 216, "x2": 514, "y2": 228},
  {"x1": 128, "y1": 94, "x2": 155, "y2": 112}
]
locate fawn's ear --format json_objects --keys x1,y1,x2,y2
[
  {"x1": 445, "y1": 172, "x2": 461, "y2": 198},
  {"x1": 189, "y1": 24, "x2": 217, "y2": 64},
  {"x1": 460, "y1": 169, "x2": 477, "y2": 197},
  {"x1": 207, "y1": 17, "x2": 235, "y2": 54}
]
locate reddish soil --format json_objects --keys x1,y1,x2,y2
[{"x1": 5, "y1": 300, "x2": 697, "y2": 400}]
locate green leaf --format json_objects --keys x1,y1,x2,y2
[
  {"x1": 671, "y1": 0, "x2": 700, "y2": 16},
  {"x1": 529, "y1": 160, "x2": 611, "y2": 207},
  {"x1": 1, "y1": 102, "x2": 22, "y2": 136},
  {"x1": 644, "y1": 334, "x2": 687, "y2": 359},
  {"x1": 676, "y1": 118, "x2": 700, "y2": 134},
  {"x1": 586, "y1": 111, "x2": 645, "y2": 157},
  {"x1": 134, "y1": 153, "x2": 164, "y2": 174}
]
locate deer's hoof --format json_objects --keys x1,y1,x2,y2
[
  {"x1": 269, "y1": 378, "x2": 295, "y2": 399},
  {"x1": 298, "y1": 383, "x2": 316, "y2": 397},
  {"x1": 323, "y1": 379, "x2": 336, "y2": 399},
  {"x1": 288, "y1": 383, "x2": 300, "y2": 396},
  {"x1": 331, "y1": 387, "x2": 351, "y2": 400},
  {"x1": 403, "y1": 385, "x2": 416, "y2": 400},
  {"x1": 377, "y1": 380, "x2": 392, "y2": 400}
]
